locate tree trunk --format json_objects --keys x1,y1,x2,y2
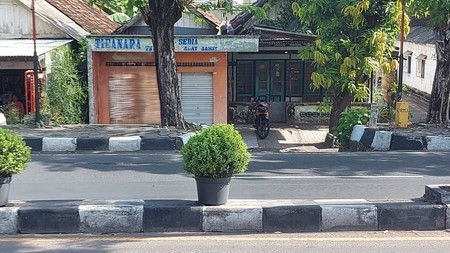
[
  {"x1": 427, "y1": 27, "x2": 450, "y2": 125},
  {"x1": 329, "y1": 88, "x2": 352, "y2": 132},
  {"x1": 142, "y1": 0, "x2": 187, "y2": 129}
]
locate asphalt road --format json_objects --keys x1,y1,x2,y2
[
  {"x1": 2, "y1": 231, "x2": 450, "y2": 253},
  {"x1": 9, "y1": 151, "x2": 450, "y2": 201}
]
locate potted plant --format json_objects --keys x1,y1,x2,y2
[
  {"x1": 181, "y1": 124, "x2": 250, "y2": 205},
  {"x1": 0, "y1": 128, "x2": 31, "y2": 206}
]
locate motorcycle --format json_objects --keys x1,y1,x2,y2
[{"x1": 254, "y1": 97, "x2": 270, "y2": 139}]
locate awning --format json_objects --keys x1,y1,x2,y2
[{"x1": 0, "y1": 39, "x2": 73, "y2": 57}]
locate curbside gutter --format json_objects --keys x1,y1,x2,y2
[
  {"x1": 349, "y1": 125, "x2": 450, "y2": 151},
  {"x1": 0, "y1": 199, "x2": 447, "y2": 234}
]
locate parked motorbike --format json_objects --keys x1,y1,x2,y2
[{"x1": 254, "y1": 97, "x2": 270, "y2": 139}]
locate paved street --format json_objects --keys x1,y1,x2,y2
[
  {"x1": 2, "y1": 231, "x2": 450, "y2": 253},
  {"x1": 10, "y1": 151, "x2": 450, "y2": 201}
]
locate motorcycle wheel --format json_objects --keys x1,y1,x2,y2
[{"x1": 256, "y1": 118, "x2": 270, "y2": 139}]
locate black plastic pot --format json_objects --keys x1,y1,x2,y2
[
  {"x1": 0, "y1": 177, "x2": 12, "y2": 207},
  {"x1": 195, "y1": 177, "x2": 231, "y2": 205}
]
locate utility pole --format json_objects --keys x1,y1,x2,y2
[
  {"x1": 396, "y1": 0, "x2": 405, "y2": 102},
  {"x1": 31, "y1": 0, "x2": 40, "y2": 124}
]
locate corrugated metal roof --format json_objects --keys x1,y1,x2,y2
[{"x1": 0, "y1": 39, "x2": 72, "y2": 57}]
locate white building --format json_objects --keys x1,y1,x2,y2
[{"x1": 401, "y1": 25, "x2": 436, "y2": 96}]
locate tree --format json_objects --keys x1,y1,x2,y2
[
  {"x1": 293, "y1": 0, "x2": 404, "y2": 131},
  {"x1": 258, "y1": 0, "x2": 308, "y2": 33},
  {"x1": 140, "y1": 0, "x2": 188, "y2": 128},
  {"x1": 408, "y1": 0, "x2": 450, "y2": 125}
]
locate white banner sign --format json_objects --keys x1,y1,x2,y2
[{"x1": 88, "y1": 36, "x2": 259, "y2": 53}]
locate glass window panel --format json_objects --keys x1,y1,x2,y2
[
  {"x1": 257, "y1": 62, "x2": 268, "y2": 92},
  {"x1": 236, "y1": 61, "x2": 254, "y2": 96},
  {"x1": 287, "y1": 61, "x2": 302, "y2": 96}
]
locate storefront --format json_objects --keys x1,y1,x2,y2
[
  {"x1": 0, "y1": 39, "x2": 72, "y2": 113},
  {"x1": 227, "y1": 29, "x2": 324, "y2": 124},
  {"x1": 87, "y1": 35, "x2": 259, "y2": 125}
]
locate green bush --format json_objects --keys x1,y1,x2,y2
[
  {"x1": 377, "y1": 105, "x2": 395, "y2": 123},
  {"x1": 0, "y1": 105, "x2": 22, "y2": 125},
  {"x1": 45, "y1": 45, "x2": 87, "y2": 124},
  {"x1": 181, "y1": 124, "x2": 250, "y2": 178},
  {"x1": 0, "y1": 129, "x2": 31, "y2": 177},
  {"x1": 333, "y1": 107, "x2": 370, "y2": 148}
]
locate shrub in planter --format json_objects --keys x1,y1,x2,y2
[
  {"x1": 181, "y1": 124, "x2": 250, "y2": 205},
  {"x1": 0, "y1": 128, "x2": 31, "y2": 206}
]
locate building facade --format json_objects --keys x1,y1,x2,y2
[
  {"x1": 0, "y1": 0, "x2": 118, "y2": 113},
  {"x1": 87, "y1": 15, "x2": 259, "y2": 124}
]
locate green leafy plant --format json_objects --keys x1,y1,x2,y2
[
  {"x1": 377, "y1": 104, "x2": 395, "y2": 123},
  {"x1": 0, "y1": 105, "x2": 22, "y2": 125},
  {"x1": 333, "y1": 107, "x2": 370, "y2": 148},
  {"x1": 45, "y1": 45, "x2": 87, "y2": 125},
  {"x1": 316, "y1": 102, "x2": 332, "y2": 114},
  {"x1": 182, "y1": 124, "x2": 250, "y2": 178},
  {"x1": 0, "y1": 129, "x2": 31, "y2": 177}
]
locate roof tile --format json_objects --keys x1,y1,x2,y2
[{"x1": 45, "y1": 0, "x2": 120, "y2": 35}]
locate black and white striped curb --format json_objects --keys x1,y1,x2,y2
[
  {"x1": 23, "y1": 134, "x2": 193, "y2": 152},
  {"x1": 350, "y1": 125, "x2": 450, "y2": 151},
  {"x1": 0, "y1": 199, "x2": 447, "y2": 234},
  {"x1": 22, "y1": 132, "x2": 260, "y2": 152}
]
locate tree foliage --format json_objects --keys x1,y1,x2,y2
[
  {"x1": 89, "y1": 0, "x2": 143, "y2": 23},
  {"x1": 292, "y1": 0, "x2": 404, "y2": 131},
  {"x1": 255, "y1": 0, "x2": 306, "y2": 32}
]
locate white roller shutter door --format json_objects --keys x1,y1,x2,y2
[{"x1": 180, "y1": 73, "x2": 213, "y2": 125}]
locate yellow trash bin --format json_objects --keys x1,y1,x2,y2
[{"x1": 395, "y1": 102, "x2": 409, "y2": 128}]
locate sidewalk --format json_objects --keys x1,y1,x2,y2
[
  {"x1": 2, "y1": 123, "x2": 337, "y2": 152},
  {"x1": 1, "y1": 92, "x2": 448, "y2": 152}
]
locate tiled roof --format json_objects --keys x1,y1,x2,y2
[
  {"x1": 229, "y1": 0, "x2": 268, "y2": 34},
  {"x1": 188, "y1": 3, "x2": 222, "y2": 27},
  {"x1": 45, "y1": 0, "x2": 120, "y2": 35},
  {"x1": 406, "y1": 26, "x2": 434, "y2": 44}
]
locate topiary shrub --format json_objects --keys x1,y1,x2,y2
[
  {"x1": 0, "y1": 129, "x2": 31, "y2": 177},
  {"x1": 181, "y1": 124, "x2": 250, "y2": 178}
]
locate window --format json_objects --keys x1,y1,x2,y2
[
  {"x1": 416, "y1": 54, "x2": 426, "y2": 79},
  {"x1": 236, "y1": 61, "x2": 254, "y2": 101},
  {"x1": 404, "y1": 51, "x2": 412, "y2": 74},
  {"x1": 286, "y1": 61, "x2": 303, "y2": 96},
  {"x1": 407, "y1": 55, "x2": 412, "y2": 74}
]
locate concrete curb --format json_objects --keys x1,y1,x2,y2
[
  {"x1": 23, "y1": 131, "x2": 259, "y2": 152},
  {"x1": 0, "y1": 199, "x2": 448, "y2": 234},
  {"x1": 350, "y1": 125, "x2": 450, "y2": 151},
  {"x1": 24, "y1": 136, "x2": 178, "y2": 152}
]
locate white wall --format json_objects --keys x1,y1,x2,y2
[
  {"x1": 0, "y1": 0, "x2": 65, "y2": 39},
  {"x1": 402, "y1": 41, "x2": 436, "y2": 94}
]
